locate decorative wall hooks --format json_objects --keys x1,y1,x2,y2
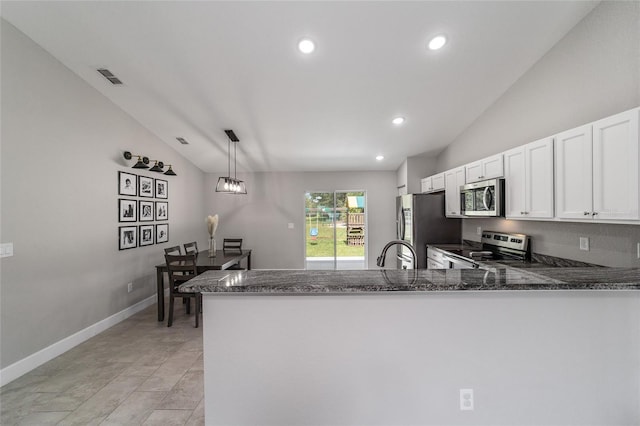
[{"x1": 123, "y1": 151, "x2": 176, "y2": 176}]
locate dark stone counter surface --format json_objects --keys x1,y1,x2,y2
[{"x1": 179, "y1": 266, "x2": 640, "y2": 294}]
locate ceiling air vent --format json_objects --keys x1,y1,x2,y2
[
  {"x1": 97, "y1": 68, "x2": 123, "y2": 85},
  {"x1": 176, "y1": 137, "x2": 189, "y2": 145}
]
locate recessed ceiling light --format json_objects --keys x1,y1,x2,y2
[
  {"x1": 298, "y1": 38, "x2": 315, "y2": 54},
  {"x1": 428, "y1": 35, "x2": 447, "y2": 50},
  {"x1": 392, "y1": 117, "x2": 405, "y2": 125},
  {"x1": 376, "y1": 155, "x2": 384, "y2": 161}
]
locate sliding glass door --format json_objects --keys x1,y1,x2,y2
[{"x1": 305, "y1": 191, "x2": 366, "y2": 270}]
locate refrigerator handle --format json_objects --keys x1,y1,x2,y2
[{"x1": 397, "y1": 204, "x2": 405, "y2": 240}]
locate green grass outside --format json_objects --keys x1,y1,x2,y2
[{"x1": 305, "y1": 222, "x2": 365, "y2": 257}]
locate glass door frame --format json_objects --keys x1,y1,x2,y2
[{"x1": 304, "y1": 190, "x2": 368, "y2": 270}]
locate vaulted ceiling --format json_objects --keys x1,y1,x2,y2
[{"x1": 2, "y1": 1, "x2": 598, "y2": 172}]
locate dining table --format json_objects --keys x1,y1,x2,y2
[{"x1": 155, "y1": 249, "x2": 252, "y2": 321}]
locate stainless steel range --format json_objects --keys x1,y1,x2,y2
[{"x1": 429, "y1": 231, "x2": 531, "y2": 269}]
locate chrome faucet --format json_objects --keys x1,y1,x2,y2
[{"x1": 376, "y1": 240, "x2": 417, "y2": 269}]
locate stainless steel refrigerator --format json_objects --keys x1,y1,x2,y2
[{"x1": 396, "y1": 192, "x2": 461, "y2": 269}]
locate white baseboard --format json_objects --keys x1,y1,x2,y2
[{"x1": 0, "y1": 294, "x2": 156, "y2": 387}]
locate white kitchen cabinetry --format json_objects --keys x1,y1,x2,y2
[
  {"x1": 592, "y1": 109, "x2": 639, "y2": 220},
  {"x1": 465, "y1": 154, "x2": 504, "y2": 183},
  {"x1": 504, "y1": 137, "x2": 554, "y2": 219},
  {"x1": 555, "y1": 108, "x2": 639, "y2": 221},
  {"x1": 420, "y1": 173, "x2": 445, "y2": 193},
  {"x1": 444, "y1": 167, "x2": 465, "y2": 217}
]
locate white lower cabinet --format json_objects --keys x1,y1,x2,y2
[
  {"x1": 427, "y1": 247, "x2": 446, "y2": 269},
  {"x1": 504, "y1": 137, "x2": 554, "y2": 219},
  {"x1": 555, "y1": 108, "x2": 639, "y2": 221},
  {"x1": 444, "y1": 167, "x2": 465, "y2": 217}
]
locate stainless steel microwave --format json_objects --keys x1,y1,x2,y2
[{"x1": 460, "y1": 178, "x2": 505, "y2": 217}]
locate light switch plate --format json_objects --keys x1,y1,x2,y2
[
  {"x1": 0, "y1": 243, "x2": 14, "y2": 258},
  {"x1": 579, "y1": 237, "x2": 589, "y2": 251}
]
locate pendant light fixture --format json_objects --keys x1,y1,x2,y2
[{"x1": 215, "y1": 130, "x2": 247, "y2": 194}]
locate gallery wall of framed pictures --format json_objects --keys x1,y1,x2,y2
[{"x1": 118, "y1": 171, "x2": 169, "y2": 250}]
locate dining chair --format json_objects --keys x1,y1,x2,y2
[
  {"x1": 183, "y1": 241, "x2": 198, "y2": 255},
  {"x1": 164, "y1": 245, "x2": 182, "y2": 255},
  {"x1": 164, "y1": 253, "x2": 202, "y2": 328},
  {"x1": 223, "y1": 238, "x2": 243, "y2": 252},
  {"x1": 223, "y1": 238, "x2": 244, "y2": 269}
]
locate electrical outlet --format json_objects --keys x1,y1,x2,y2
[
  {"x1": 579, "y1": 237, "x2": 589, "y2": 251},
  {"x1": 460, "y1": 388, "x2": 474, "y2": 411},
  {"x1": 476, "y1": 227, "x2": 482, "y2": 236},
  {"x1": 127, "y1": 282, "x2": 133, "y2": 293}
]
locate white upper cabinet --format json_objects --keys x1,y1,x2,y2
[
  {"x1": 505, "y1": 137, "x2": 554, "y2": 219},
  {"x1": 555, "y1": 124, "x2": 593, "y2": 219},
  {"x1": 592, "y1": 108, "x2": 639, "y2": 220},
  {"x1": 420, "y1": 173, "x2": 445, "y2": 193},
  {"x1": 465, "y1": 154, "x2": 504, "y2": 183},
  {"x1": 444, "y1": 167, "x2": 465, "y2": 217},
  {"x1": 555, "y1": 108, "x2": 639, "y2": 221}
]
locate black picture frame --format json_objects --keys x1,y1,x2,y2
[
  {"x1": 156, "y1": 223, "x2": 169, "y2": 244},
  {"x1": 118, "y1": 171, "x2": 137, "y2": 196},
  {"x1": 155, "y1": 201, "x2": 168, "y2": 221},
  {"x1": 118, "y1": 199, "x2": 137, "y2": 222},
  {"x1": 139, "y1": 224, "x2": 154, "y2": 246},
  {"x1": 155, "y1": 179, "x2": 168, "y2": 199},
  {"x1": 119, "y1": 226, "x2": 137, "y2": 250},
  {"x1": 139, "y1": 176, "x2": 154, "y2": 198},
  {"x1": 139, "y1": 200, "x2": 154, "y2": 222}
]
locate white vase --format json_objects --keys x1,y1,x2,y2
[{"x1": 208, "y1": 237, "x2": 216, "y2": 257}]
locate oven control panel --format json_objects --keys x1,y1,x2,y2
[{"x1": 481, "y1": 231, "x2": 529, "y2": 252}]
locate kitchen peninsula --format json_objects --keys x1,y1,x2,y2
[{"x1": 182, "y1": 268, "x2": 640, "y2": 426}]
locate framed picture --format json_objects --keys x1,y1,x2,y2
[
  {"x1": 118, "y1": 199, "x2": 137, "y2": 222},
  {"x1": 139, "y1": 224, "x2": 154, "y2": 246},
  {"x1": 139, "y1": 200, "x2": 154, "y2": 222},
  {"x1": 155, "y1": 201, "x2": 168, "y2": 221},
  {"x1": 155, "y1": 179, "x2": 168, "y2": 199},
  {"x1": 118, "y1": 171, "x2": 137, "y2": 196},
  {"x1": 119, "y1": 226, "x2": 137, "y2": 250},
  {"x1": 156, "y1": 223, "x2": 169, "y2": 243},
  {"x1": 139, "y1": 176, "x2": 154, "y2": 198}
]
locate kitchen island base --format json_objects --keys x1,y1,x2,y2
[{"x1": 202, "y1": 291, "x2": 640, "y2": 426}]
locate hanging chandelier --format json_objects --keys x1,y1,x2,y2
[{"x1": 215, "y1": 129, "x2": 247, "y2": 194}]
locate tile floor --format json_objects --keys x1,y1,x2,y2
[{"x1": 1, "y1": 302, "x2": 204, "y2": 425}]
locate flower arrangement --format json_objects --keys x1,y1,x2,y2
[{"x1": 206, "y1": 214, "x2": 219, "y2": 256}]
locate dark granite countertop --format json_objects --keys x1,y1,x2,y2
[{"x1": 179, "y1": 267, "x2": 640, "y2": 294}]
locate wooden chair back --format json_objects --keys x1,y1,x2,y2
[
  {"x1": 164, "y1": 245, "x2": 182, "y2": 256},
  {"x1": 223, "y1": 238, "x2": 243, "y2": 253},
  {"x1": 183, "y1": 241, "x2": 198, "y2": 255},
  {"x1": 164, "y1": 254, "x2": 198, "y2": 294}
]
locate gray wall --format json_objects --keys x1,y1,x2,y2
[
  {"x1": 204, "y1": 171, "x2": 397, "y2": 270},
  {"x1": 435, "y1": 1, "x2": 640, "y2": 266},
  {"x1": 0, "y1": 20, "x2": 206, "y2": 369},
  {"x1": 396, "y1": 155, "x2": 438, "y2": 195}
]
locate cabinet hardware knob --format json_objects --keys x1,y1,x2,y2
[
  {"x1": 520, "y1": 211, "x2": 524, "y2": 215},
  {"x1": 583, "y1": 212, "x2": 590, "y2": 215},
  {"x1": 592, "y1": 212, "x2": 598, "y2": 216}
]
